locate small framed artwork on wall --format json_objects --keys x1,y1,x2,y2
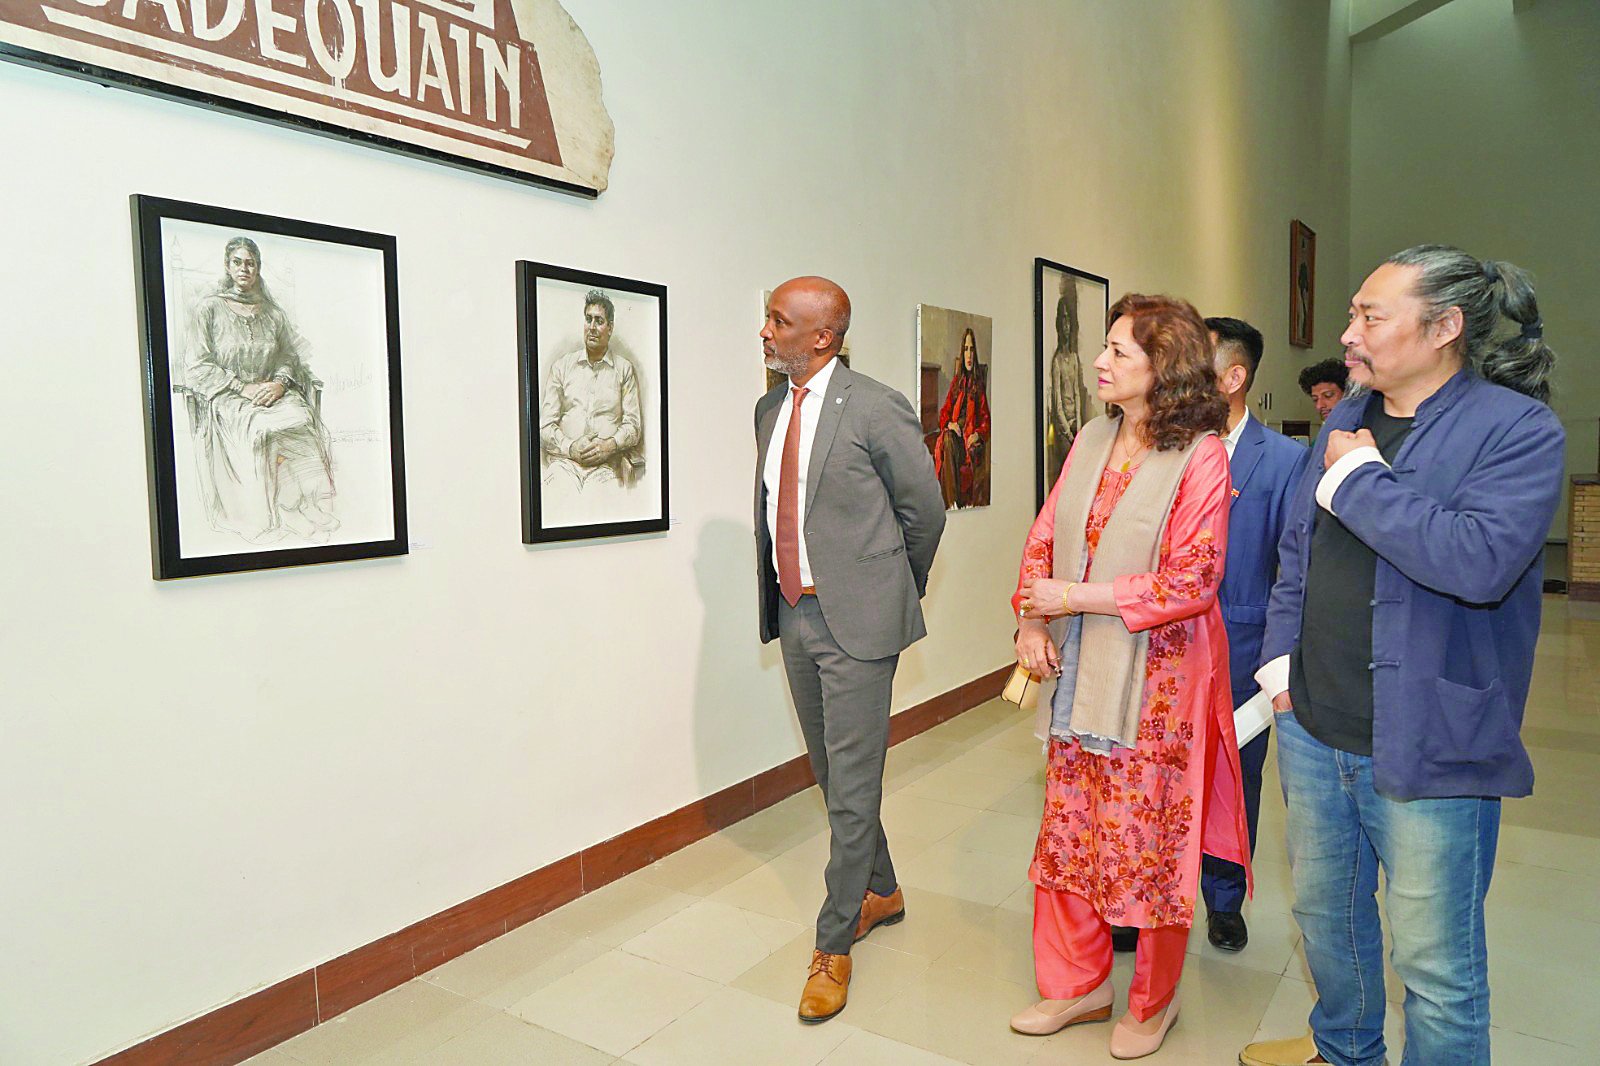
[
  {"x1": 1034, "y1": 258, "x2": 1110, "y2": 511},
  {"x1": 1290, "y1": 219, "x2": 1316, "y2": 348},
  {"x1": 518, "y1": 262, "x2": 670, "y2": 543},
  {"x1": 917, "y1": 303, "x2": 993, "y2": 511},
  {"x1": 131, "y1": 195, "x2": 408, "y2": 579}
]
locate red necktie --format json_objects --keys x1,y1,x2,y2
[{"x1": 776, "y1": 387, "x2": 809, "y2": 606}]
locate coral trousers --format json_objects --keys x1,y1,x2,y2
[{"x1": 1032, "y1": 886, "x2": 1189, "y2": 1022}]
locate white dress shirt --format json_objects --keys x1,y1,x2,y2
[
  {"x1": 763, "y1": 356, "x2": 839, "y2": 587},
  {"x1": 1223, "y1": 408, "x2": 1252, "y2": 459}
]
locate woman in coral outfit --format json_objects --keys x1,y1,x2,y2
[{"x1": 1007, "y1": 294, "x2": 1252, "y2": 1060}]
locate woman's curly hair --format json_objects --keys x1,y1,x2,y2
[{"x1": 1107, "y1": 293, "x2": 1228, "y2": 450}]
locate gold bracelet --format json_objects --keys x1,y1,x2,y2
[{"x1": 1062, "y1": 582, "x2": 1079, "y2": 616}]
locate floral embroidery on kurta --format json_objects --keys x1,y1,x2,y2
[{"x1": 1013, "y1": 437, "x2": 1250, "y2": 929}]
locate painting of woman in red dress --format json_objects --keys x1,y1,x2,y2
[{"x1": 933, "y1": 327, "x2": 991, "y2": 508}]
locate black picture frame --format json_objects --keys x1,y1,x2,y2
[
  {"x1": 132, "y1": 195, "x2": 408, "y2": 579},
  {"x1": 517, "y1": 261, "x2": 670, "y2": 544},
  {"x1": 1290, "y1": 219, "x2": 1317, "y2": 348},
  {"x1": 1034, "y1": 257, "x2": 1111, "y2": 511}
]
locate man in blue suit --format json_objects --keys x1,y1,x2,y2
[{"x1": 1201, "y1": 317, "x2": 1310, "y2": 952}]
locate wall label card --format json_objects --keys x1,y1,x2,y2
[{"x1": 1, "y1": 0, "x2": 613, "y2": 195}]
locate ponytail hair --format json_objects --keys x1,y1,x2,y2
[{"x1": 1383, "y1": 244, "x2": 1555, "y2": 403}]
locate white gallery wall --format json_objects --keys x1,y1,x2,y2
[
  {"x1": 0, "y1": 2, "x2": 1351, "y2": 1061},
  {"x1": 1350, "y1": 0, "x2": 1600, "y2": 536}
]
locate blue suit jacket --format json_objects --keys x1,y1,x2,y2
[{"x1": 1221, "y1": 415, "x2": 1310, "y2": 707}]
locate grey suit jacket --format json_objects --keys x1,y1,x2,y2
[{"x1": 754, "y1": 363, "x2": 946, "y2": 660}]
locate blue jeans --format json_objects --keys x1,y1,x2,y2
[{"x1": 1275, "y1": 710, "x2": 1499, "y2": 1066}]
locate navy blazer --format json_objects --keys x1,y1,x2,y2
[
  {"x1": 1220, "y1": 415, "x2": 1310, "y2": 707},
  {"x1": 1261, "y1": 371, "x2": 1566, "y2": 800}
]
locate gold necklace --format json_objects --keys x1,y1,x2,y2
[{"x1": 1114, "y1": 433, "x2": 1151, "y2": 472}]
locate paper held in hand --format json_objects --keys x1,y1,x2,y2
[{"x1": 1234, "y1": 689, "x2": 1275, "y2": 748}]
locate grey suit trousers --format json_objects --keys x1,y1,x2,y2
[{"x1": 779, "y1": 594, "x2": 900, "y2": 954}]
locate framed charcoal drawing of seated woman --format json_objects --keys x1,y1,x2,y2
[{"x1": 131, "y1": 195, "x2": 407, "y2": 578}]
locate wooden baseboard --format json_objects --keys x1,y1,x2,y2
[
  {"x1": 94, "y1": 664, "x2": 1011, "y2": 1065},
  {"x1": 1570, "y1": 580, "x2": 1600, "y2": 602}
]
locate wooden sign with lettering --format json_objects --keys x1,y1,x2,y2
[{"x1": 0, "y1": 0, "x2": 614, "y2": 195}]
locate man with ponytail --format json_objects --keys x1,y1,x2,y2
[{"x1": 1241, "y1": 247, "x2": 1564, "y2": 1066}]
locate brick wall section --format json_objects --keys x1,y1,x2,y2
[{"x1": 1571, "y1": 478, "x2": 1600, "y2": 598}]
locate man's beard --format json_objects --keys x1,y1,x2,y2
[{"x1": 764, "y1": 350, "x2": 808, "y2": 376}]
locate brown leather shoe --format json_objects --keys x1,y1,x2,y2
[
  {"x1": 798, "y1": 950, "x2": 851, "y2": 1024},
  {"x1": 854, "y1": 887, "x2": 906, "y2": 941}
]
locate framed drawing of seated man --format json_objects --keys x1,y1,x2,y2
[
  {"x1": 517, "y1": 262, "x2": 669, "y2": 543},
  {"x1": 132, "y1": 195, "x2": 408, "y2": 579}
]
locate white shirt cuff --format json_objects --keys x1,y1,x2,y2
[
  {"x1": 1255, "y1": 655, "x2": 1291, "y2": 701},
  {"x1": 1314, "y1": 446, "x2": 1387, "y2": 515}
]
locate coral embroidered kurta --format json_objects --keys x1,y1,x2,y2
[{"x1": 1013, "y1": 435, "x2": 1251, "y2": 928}]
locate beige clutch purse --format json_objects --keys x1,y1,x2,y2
[{"x1": 1000, "y1": 663, "x2": 1041, "y2": 712}]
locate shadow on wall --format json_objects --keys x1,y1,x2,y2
[
  {"x1": 685, "y1": 509, "x2": 946, "y2": 802},
  {"x1": 692, "y1": 517, "x2": 802, "y2": 796}
]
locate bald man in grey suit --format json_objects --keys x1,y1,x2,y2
[{"x1": 755, "y1": 277, "x2": 945, "y2": 1023}]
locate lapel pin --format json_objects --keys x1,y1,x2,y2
[
  {"x1": 836, "y1": 397, "x2": 843, "y2": 404},
  {"x1": 1231, "y1": 488, "x2": 1241, "y2": 498}
]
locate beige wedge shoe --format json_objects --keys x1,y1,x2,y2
[
  {"x1": 1109, "y1": 991, "x2": 1180, "y2": 1060},
  {"x1": 1008, "y1": 979, "x2": 1114, "y2": 1035}
]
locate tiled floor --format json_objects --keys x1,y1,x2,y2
[{"x1": 257, "y1": 598, "x2": 1600, "y2": 1065}]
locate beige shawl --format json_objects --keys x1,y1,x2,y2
[{"x1": 1030, "y1": 415, "x2": 1214, "y2": 748}]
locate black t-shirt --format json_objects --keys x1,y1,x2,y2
[{"x1": 1289, "y1": 394, "x2": 1414, "y2": 755}]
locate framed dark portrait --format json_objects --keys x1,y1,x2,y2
[
  {"x1": 1290, "y1": 219, "x2": 1317, "y2": 348},
  {"x1": 1033, "y1": 258, "x2": 1110, "y2": 510},
  {"x1": 132, "y1": 195, "x2": 407, "y2": 579},
  {"x1": 518, "y1": 262, "x2": 669, "y2": 543}
]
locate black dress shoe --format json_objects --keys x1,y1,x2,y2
[
  {"x1": 1207, "y1": 910, "x2": 1248, "y2": 952},
  {"x1": 1110, "y1": 925, "x2": 1139, "y2": 953}
]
